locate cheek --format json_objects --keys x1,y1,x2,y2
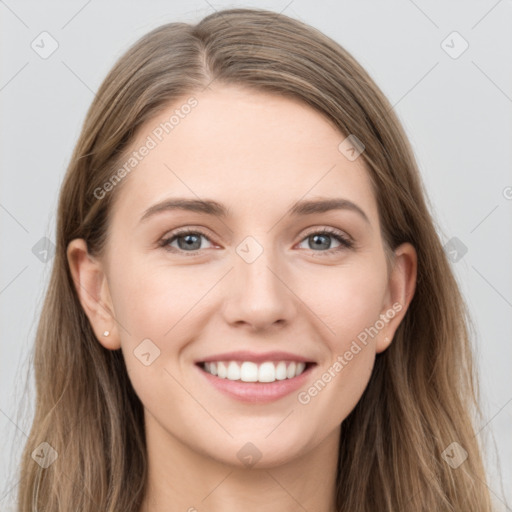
[
  {"x1": 108, "y1": 254, "x2": 220, "y2": 390},
  {"x1": 292, "y1": 257, "x2": 387, "y2": 417},
  {"x1": 108, "y1": 252, "x2": 198, "y2": 340},
  {"x1": 296, "y1": 255, "x2": 389, "y2": 346},
  {"x1": 110, "y1": 258, "x2": 195, "y2": 412}
]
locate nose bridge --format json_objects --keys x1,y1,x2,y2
[{"x1": 223, "y1": 232, "x2": 295, "y2": 328}]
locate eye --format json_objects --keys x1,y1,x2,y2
[
  {"x1": 159, "y1": 229, "x2": 214, "y2": 254},
  {"x1": 159, "y1": 227, "x2": 354, "y2": 255},
  {"x1": 297, "y1": 228, "x2": 354, "y2": 254}
]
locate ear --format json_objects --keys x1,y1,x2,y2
[
  {"x1": 376, "y1": 242, "x2": 417, "y2": 353},
  {"x1": 66, "y1": 238, "x2": 121, "y2": 350}
]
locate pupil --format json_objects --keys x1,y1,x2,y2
[
  {"x1": 180, "y1": 234, "x2": 200, "y2": 250},
  {"x1": 312, "y1": 234, "x2": 329, "y2": 250}
]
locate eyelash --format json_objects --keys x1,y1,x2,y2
[{"x1": 158, "y1": 227, "x2": 354, "y2": 256}]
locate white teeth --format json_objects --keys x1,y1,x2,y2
[
  {"x1": 201, "y1": 360, "x2": 310, "y2": 382},
  {"x1": 295, "y1": 362, "x2": 305, "y2": 377},
  {"x1": 275, "y1": 361, "x2": 287, "y2": 380},
  {"x1": 217, "y1": 361, "x2": 227, "y2": 379},
  {"x1": 240, "y1": 362, "x2": 258, "y2": 382},
  {"x1": 258, "y1": 362, "x2": 275, "y2": 382},
  {"x1": 227, "y1": 361, "x2": 240, "y2": 381}
]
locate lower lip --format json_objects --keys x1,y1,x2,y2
[{"x1": 195, "y1": 363, "x2": 316, "y2": 403}]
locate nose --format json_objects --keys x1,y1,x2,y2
[{"x1": 221, "y1": 240, "x2": 297, "y2": 332}]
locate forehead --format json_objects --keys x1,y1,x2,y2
[{"x1": 110, "y1": 85, "x2": 377, "y2": 227}]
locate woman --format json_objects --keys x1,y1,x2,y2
[{"x1": 16, "y1": 7, "x2": 494, "y2": 511}]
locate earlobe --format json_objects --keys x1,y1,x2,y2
[
  {"x1": 376, "y1": 242, "x2": 418, "y2": 353},
  {"x1": 66, "y1": 238, "x2": 121, "y2": 350}
]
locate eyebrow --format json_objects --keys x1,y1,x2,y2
[{"x1": 139, "y1": 197, "x2": 370, "y2": 225}]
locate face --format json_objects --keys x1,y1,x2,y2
[{"x1": 69, "y1": 84, "x2": 416, "y2": 469}]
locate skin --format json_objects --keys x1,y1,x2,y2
[{"x1": 68, "y1": 84, "x2": 417, "y2": 512}]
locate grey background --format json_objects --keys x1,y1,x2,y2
[{"x1": 1, "y1": 0, "x2": 511, "y2": 509}]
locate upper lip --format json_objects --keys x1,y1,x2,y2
[{"x1": 195, "y1": 350, "x2": 316, "y2": 364}]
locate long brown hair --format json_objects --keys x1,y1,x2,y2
[{"x1": 15, "y1": 8, "x2": 496, "y2": 511}]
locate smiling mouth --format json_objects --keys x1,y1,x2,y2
[{"x1": 196, "y1": 360, "x2": 316, "y2": 383}]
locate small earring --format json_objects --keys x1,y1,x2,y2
[
  {"x1": 384, "y1": 336, "x2": 389, "y2": 342},
  {"x1": 103, "y1": 330, "x2": 110, "y2": 337}
]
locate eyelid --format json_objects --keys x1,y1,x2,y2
[
  {"x1": 301, "y1": 225, "x2": 353, "y2": 243},
  {"x1": 297, "y1": 227, "x2": 354, "y2": 252},
  {"x1": 157, "y1": 227, "x2": 218, "y2": 252}
]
